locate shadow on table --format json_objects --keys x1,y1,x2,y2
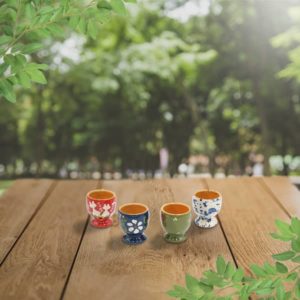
[{"x1": 73, "y1": 218, "x2": 89, "y2": 234}]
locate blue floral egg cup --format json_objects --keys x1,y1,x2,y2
[
  {"x1": 192, "y1": 190, "x2": 222, "y2": 228},
  {"x1": 118, "y1": 203, "x2": 150, "y2": 245}
]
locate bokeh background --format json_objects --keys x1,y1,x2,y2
[{"x1": 1, "y1": 0, "x2": 300, "y2": 181}]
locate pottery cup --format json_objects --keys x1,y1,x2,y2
[
  {"x1": 192, "y1": 190, "x2": 222, "y2": 228},
  {"x1": 86, "y1": 189, "x2": 117, "y2": 228},
  {"x1": 118, "y1": 203, "x2": 150, "y2": 245},
  {"x1": 160, "y1": 202, "x2": 192, "y2": 243}
]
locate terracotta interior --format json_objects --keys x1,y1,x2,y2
[
  {"x1": 119, "y1": 203, "x2": 148, "y2": 215},
  {"x1": 195, "y1": 190, "x2": 220, "y2": 200},
  {"x1": 162, "y1": 203, "x2": 190, "y2": 215},
  {"x1": 88, "y1": 190, "x2": 114, "y2": 201}
]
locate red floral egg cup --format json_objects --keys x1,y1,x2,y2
[{"x1": 86, "y1": 189, "x2": 117, "y2": 228}]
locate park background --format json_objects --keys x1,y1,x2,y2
[{"x1": 1, "y1": 0, "x2": 300, "y2": 183}]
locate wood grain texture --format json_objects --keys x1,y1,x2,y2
[
  {"x1": 205, "y1": 177, "x2": 293, "y2": 273},
  {"x1": 260, "y1": 176, "x2": 300, "y2": 217},
  {"x1": 0, "y1": 180, "x2": 97, "y2": 300},
  {"x1": 0, "y1": 179, "x2": 54, "y2": 264},
  {"x1": 63, "y1": 179, "x2": 234, "y2": 300}
]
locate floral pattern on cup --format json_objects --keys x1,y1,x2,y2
[
  {"x1": 118, "y1": 203, "x2": 149, "y2": 245},
  {"x1": 192, "y1": 190, "x2": 222, "y2": 228},
  {"x1": 127, "y1": 219, "x2": 144, "y2": 234},
  {"x1": 86, "y1": 189, "x2": 117, "y2": 228}
]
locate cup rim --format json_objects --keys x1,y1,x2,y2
[
  {"x1": 118, "y1": 202, "x2": 149, "y2": 215},
  {"x1": 161, "y1": 202, "x2": 191, "y2": 216},
  {"x1": 86, "y1": 189, "x2": 116, "y2": 201},
  {"x1": 193, "y1": 189, "x2": 221, "y2": 200}
]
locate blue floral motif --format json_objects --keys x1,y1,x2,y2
[{"x1": 192, "y1": 193, "x2": 222, "y2": 228}]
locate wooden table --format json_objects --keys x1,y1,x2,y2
[{"x1": 0, "y1": 177, "x2": 299, "y2": 299}]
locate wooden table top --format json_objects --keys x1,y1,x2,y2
[{"x1": 0, "y1": 177, "x2": 299, "y2": 300}]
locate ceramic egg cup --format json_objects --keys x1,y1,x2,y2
[
  {"x1": 192, "y1": 190, "x2": 222, "y2": 228},
  {"x1": 160, "y1": 202, "x2": 192, "y2": 243},
  {"x1": 118, "y1": 203, "x2": 150, "y2": 245},
  {"x1": 86, "y1": 189, "x2": 117, "y2": 228}
]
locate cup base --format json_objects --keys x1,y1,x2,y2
[
  {"x1": 122, "y1": 234, "x2": 147, "y2": 245},
  {"x1": 164, "y1": 233, "x2": 187, "y2": 244},
  {"x1": 90, "y1": 217, "x2": 113, "y2": 228},
  {"x1": 194, "y1": 216, "x2": 218, "y2": 228}
]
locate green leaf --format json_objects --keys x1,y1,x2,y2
[
  {"x1": 166, "y1": 289, "x2": 182, "y2": 298},
  {"x1": 292, "y1": 239, "x2": 300, "y2": 252},
  {"x1": 77, "y1": 18, "x2": 86, "y2": 34},
  {"x1": 275, "y1": 220, "x2": 293, "y2": 236},
  {"x1": 272, "y1": 277, "x2": 282, "y2": 287},
  {"x1": 22, "y1": 43, "x2": 43, "y2": 54},
  {"x1": 224, "y1": 262, "x2": 235, "y2": 279},
  {"x1": 276, "y1": 285, "x2": 285, "y2": 300},
  {"x1": 275, "y1": 262, "x2": 288, "y2": 273},
  {"x1": 7, "y1": 76, "x2": 18, "y2": 85},
  {"x1": 25, "y1": 3, "x2": 36, "y2": 19},
  {"x1": 36, "y1": 64, "x2": 48, "y2": 71},
  {"x1": 216, "y1": 256, "x2": 226, "y2": 275},
  {"x1": 239, "y1": 286, "x2": 249, "y2": 300},
  {"x1": 263, "y1": 262, "x2": 277, "y2": 275},
  {"x1": 4, "y1": 54, "x2": 15, "y2": 66},
  {"x1": 255, "y1": 287, "x2": 273, "y2": 295},
  {"x1": 87, "y1": 21, "x2": 98, "y2": 39},
  {"x1": 0, "y1": 79, "x2": 16, "y2": 102},
  {"x1": 284, "y1": 291, "x2": 292, "y2": 300},
  {"x1": 295, "y1": 281, "x2": 300, "y2": 299},
  {"x1": 47, "y1": 24, "x2": 63, "y2": 36},
  {"x1": 259, "y1": 278, "x2": 273, "y2": 288},
  {"x1": 111, "y1": 0, "x2": 127, "y2": 15},
  {"x1": 15, "y1": 54, "x2": 27, "y2": 66},
  {"x1": 26, "y1": 68, "x2": 47, "y2": 84},
  {"x1": 0, "y1": 35, "x2": 13, "y2": 46},
  {"x1": 0, "y1": 63, "x2": 8, "y2": 75},
  {"x1": 11, "y1": 43, "x2": 25, "y2": 53},
  {"x1": 18, "y1": 71, "x2": 31, "y2": 88},
  {"x1": 198, "y1": 281, "x2": 213, "y2": 292},
  {"x1": 26, "y1": 63, "x2": 48, "y2": 71},
  {"x1": 250, "y1": 264, "x2": 266, "y2": 277},
  {"x1": 97, "y1": 0, "x2": 112, "y2": 10},
  {"x1": 272, "y1": 251, "x2": 295, "y2": 261},
  {"x1": 69, "y1": 15, "x2": 80, "y2": 29},
  {"x1": 39, "y1": 6, "x2": 54, "y2": 15},
  {"x1": 247, "y1": 279, "x2": 263, "y2": 292},
  {"x1": 270, "y1": 232, "x2": 293, "y2": 242},
  {"x1": 285, "y1": 272, "x2": 297, "y2": 281},
  {"x1": 167, "y1": 285, "x2": 196, "y2": 299},
  {"x1": 124, "y1": 0, "x2": 136, "y2": 2},
  {"x1": 185, "y1": 274, "x2": 204, "y2": 296},
  {"x1": 291, "y1": 218, "x2": 300, "y2": 235},
  {"x1": 291, "y1": 255, "x2": 300, "y2": 263},
  {"x1": 232, "y1": 268, "x2": 244, "y2": 282}
]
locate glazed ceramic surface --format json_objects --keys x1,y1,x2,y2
[
  {"x1": 86, "y1": 189, "x2": 117, "y2": 228},
  {"x1": 192, "y1": 190, "x2": 222, "y2": 228},
  {"x1": 160, "y1": 203, "x2": 192, "y2": 243},
  {"x1": 118, "y1": 203, "x2": 149, "y2": 245}
]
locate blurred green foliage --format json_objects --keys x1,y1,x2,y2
[
  {"x1": 0, "y1": 180, "x2": 13, "y2": 195},
  {"x1": 0, "y1": 0, "x2": 134, "y2": 102},
  {"x1": 0, "y1": 0, "x2": 300, "y2": 178}
]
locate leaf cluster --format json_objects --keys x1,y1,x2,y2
[
  {"x1": 0, "y1": 0, "x2": 135, "y2": 102},
  {"x1": 167, "y1": 218, "x2": 300, "y2": 300}
]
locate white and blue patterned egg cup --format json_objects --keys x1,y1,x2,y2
[{"x1": 192, "y1": 190, "x2": 222, "y2": 228}]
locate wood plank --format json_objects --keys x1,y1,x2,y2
[
  {"x1": 0, "y1": 179, "x2": 54, "y2": 264},
  {"x1": 260, "y1": 176, "x2": 300, "y2": 217},
  {"x1": 63, "y1": 179, "x2": 234, "y2": 300},
  {"x1": 205, "y1": 177, "x2": 293, "y2": 273},
  {"x1": 0, "y1": 180, "x2": 98, "y2": 300}
]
